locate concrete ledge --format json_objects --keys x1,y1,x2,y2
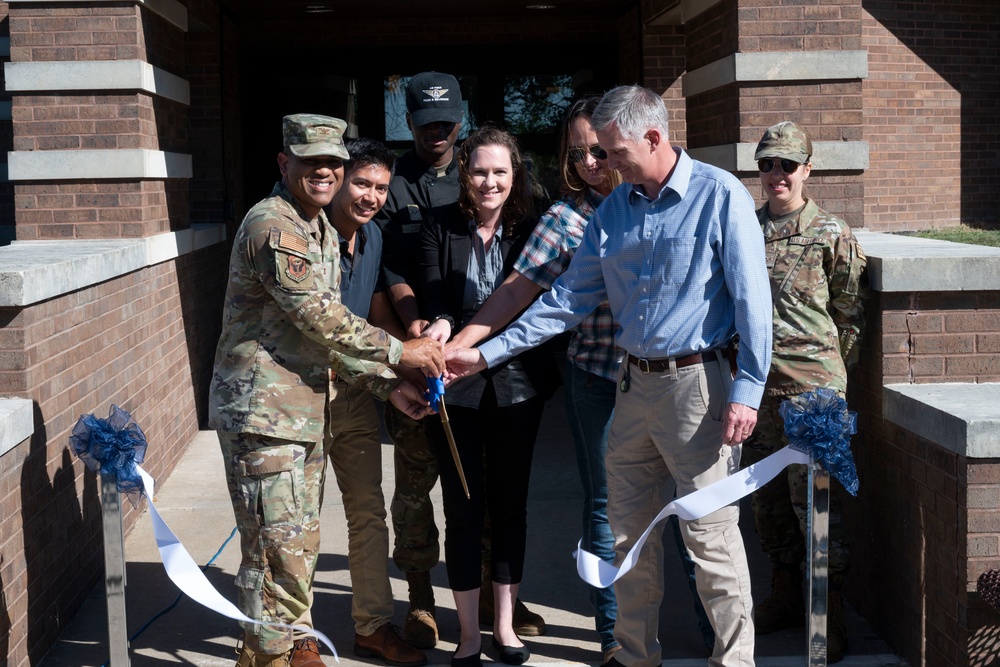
[
  {"x1": 7, "y1": 149, "x2": 192, "y2": 181},
  {"x1": 0, "y1": 398, "x2": 34, "y2": 458},
  {"x1": 884, "y1": 383, "x2": 1000, "y2": 458},
  {"x1": 689, "y1": 141, "x2": 868, "y2": 172},
  {"x1": 648, "y1": 0, "x2": 724, "y2": 25},
  {"x1": 9, "y1": 0, "x2": 188, "y2": 31},
  {"x1": 0, "y1": 224, "x2": 226, "y2": 307},
  {"x1": 683, "y1": 51, "x2": 868, "y2": 98},
  {"x1": 5, "y1": 60, "x2": 190, "y2": 105},
  {"x1": 854, "y1": 231, "x2": 1000, "y2": 292}
]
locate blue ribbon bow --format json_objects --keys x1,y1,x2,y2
[
  {"x1": 425, "y1": 375, "x2": 445, "y2": 412},
  {"x1": 779, "y1": 388, "x2": 860, "y2": 496},
  {"x1": 69, "y1": 404, "x2": 149, "y2": 507}
]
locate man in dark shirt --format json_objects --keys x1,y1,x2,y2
[
  {"x1": 375, "y1": 72, "x2": 546, "y2": 648},
  {"x1": 324, "y1": 138, "x2": 426, "y2": 667}
]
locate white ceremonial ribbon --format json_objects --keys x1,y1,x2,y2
[
  {"x1": 136, "y1": 466, "x2": 339, "y2": 660},
  {"x1": 575, "y1": 445, "x2": 810, "y2": 589}
]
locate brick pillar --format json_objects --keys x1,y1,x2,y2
[
  {"x1": 681, "y1": 0, "x2": 868, "y2": 226},
  {"x1": 6, "y1": 0, "x2": 191, "y2": 239}
]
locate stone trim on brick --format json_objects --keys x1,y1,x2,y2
[
  {"x1": 7, "y1": 149, "x2": 193, "y2": 181},
  {"x1": 689, "y1": 141, "x2": 869, "y2": 172},
  {"x1": 854, "y1": 231, "x2": 1000, "y2": 292},
  {"x1": 0, "y1": 398, "x2": 34, "y2": 458},
  {"x1": 0, "y1": 223, "x2": 226, "y2": 306},
  {"x1": 683, "y1": 51, "x2": 869, "y2": 98},
  {"x1": 884, "y1": 383, "x2": 1000, "y2": 458},
  {"x1": 5, "y1": 61, "x2": 191, "y2": 105},
  {"x1": 9, "y1": 0, "x2": 188, "y2": 31}
]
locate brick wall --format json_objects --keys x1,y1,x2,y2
[
  {"x1": 643, "y1": 24, "x2": 687, "y2": 149},
  {"x1": 0, "y1": 243, "x2": 227, "y2": 666},
  {"x1": 8, "y1": 4, "x2": 143, "y2": 63},
  {"x1": 845, "y1": 284, "x2": 1000, "y2": 667},
  {"x1": 0, "y1": 3, "x2": 13, "y2": 234},
  {"x1": 862, "y1": 1, "x2": 999, "y2": 230},
  {"x1": 7, "y1": 3, "x2": 191, "y2": 240},
  {"x1": 876, "y1": 292, "x2": 1000, "y2": 384},
  {"x1": 737, "y1": 0, "x2": 862, "y2": 53}
]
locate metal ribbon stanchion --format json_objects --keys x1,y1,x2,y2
[
  {"x1": 575, "y1": 388, "x2": 860, "y2": 667},
  {"x1": 70, "y1": 404, "x2": 339, "y2": 661},
  {"x1": 807, "y1": 460, "x2": 831, "y2": 666}
]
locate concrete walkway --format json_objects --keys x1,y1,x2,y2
[{"x1": 40, "y1": 390, "x2": 906, "y2": 667}]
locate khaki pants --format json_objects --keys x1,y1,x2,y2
[
  {"x1": 325, "y1": 380, "x2": 394, "y2": 636},
  {"x1": 607, "y1": 358, "x2": 755, "y2": 667}
]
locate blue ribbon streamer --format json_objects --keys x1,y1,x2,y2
[
  {"x1": 69, "y1": 404, "x2": 149, "y2": 507},
  {"x1": 425, "y1": 375, "x2": 445, "y2": 412},
  {"x1": 779, "y1": 388, "x2": 860, "y2": 496}
]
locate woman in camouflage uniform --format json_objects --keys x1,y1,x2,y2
[{"x1": 741, "y1": 121, "x2": 868, "y2": 664}]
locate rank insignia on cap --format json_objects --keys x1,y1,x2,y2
[{"x1": 423, "y1": 88, "x2": 449, "y2": 100}]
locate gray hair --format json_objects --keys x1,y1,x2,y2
[{"x1": 591, "y1": 85, "x2": 670, "y2": 141}]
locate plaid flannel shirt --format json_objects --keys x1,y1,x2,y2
[{"x1": 514, "y1": 189, "x2": 623, "y2": 381}]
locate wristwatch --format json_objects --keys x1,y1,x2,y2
[{"x1": 430, "y1": 314, "x2": 456, "y2": 328}]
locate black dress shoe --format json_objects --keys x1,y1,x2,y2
[
  {"x1": 451, "y1": 645, "x2": 483, "y2": 667},
  {"x1": 491, "y1": 636, "x2": 530, "y2": 665}
]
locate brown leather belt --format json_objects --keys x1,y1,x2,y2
[{"x1": 627, "y1": 352, "x2": 718, "y2": 373}]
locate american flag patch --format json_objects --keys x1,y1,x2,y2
[{"x1": 278, "y1": 231, "x2": 309, "y2": 255}]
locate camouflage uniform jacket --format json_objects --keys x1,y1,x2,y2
[
  {"x1": 209, "y1": 182, "x2": 404, "y2": 442},
  {"x1": 758, "y1": 198, "x2": 867, "y2": 397}
]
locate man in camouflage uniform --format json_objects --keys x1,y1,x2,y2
[
  {"x1": 209, "y1": 114, "x2": 444, "y2": 667},
  {"x1": 740, "y1": 121, "x2": 868, "y2": 664},
  {"x1": 376, "y1": 72, "x2": 546, "y2": 647}
]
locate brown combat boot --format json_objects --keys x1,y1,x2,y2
[
  {"x1": 478, "y1": 575, "x2": 547, "y2": 636},
  {"x1": 403, "y1": 571, "x2": 438, "y2": 649},
  {"x1": 827, "y1": 591, "x2": 848, "y2": 663},
  {"x1": 754, "y1": 568, "x2": 805, "y2": 635}
]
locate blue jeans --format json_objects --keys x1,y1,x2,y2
[{"x1": 564, "y1": 362, "x2": 619, "y2": 652}]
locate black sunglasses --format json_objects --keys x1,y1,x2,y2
[
  {"x1": 568, "y1": 144, "x2": 608, "y2": 164},
  {"x1": 757, "y1": 158, "x2": 802, "y2": 174}
]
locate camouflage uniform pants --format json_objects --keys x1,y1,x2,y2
[
  {"x1": 741, "y1": 394, "x2": 851, "y2": 588},
  {"x1": 386, "y1": 402, "x2": 441, "y2": 573},
  {"x1": 219, "y1": 431, "x2": 325, "y2": 654}
]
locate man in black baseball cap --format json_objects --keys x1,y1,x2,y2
[{"x1": 405, "y1": 71, "x2": 464, "y2": 127}]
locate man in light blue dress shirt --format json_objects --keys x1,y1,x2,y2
[{"x1": 447, "y1": 86, "x2": 771, "y2": 667}]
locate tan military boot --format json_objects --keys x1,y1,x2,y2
[
  {"x1": 478, "y1": 571, "x2": 547, "y2": 636},
  {"x1": 754, "y1": 568, "x2": 805, "y2": 635},
  {"x1": 827, "y1": 591, "x2": 848, "y2": 663},
  {"x1": 234, "y1": 639, "x2": 290, "y2": 667},
  {"x1": 403, "y1": 570, "x2": 438, "y2": 649}
]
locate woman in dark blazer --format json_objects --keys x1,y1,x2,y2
[{"x1": 418, "y1": 126, "x2": 558, "y2": 667}]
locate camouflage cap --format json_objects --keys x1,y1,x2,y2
[
  {"x1": 754, "y1": 121, "x2": 813, "y2": 163},
  {"x1": 283, "y1": 114, "x2": 350, "y2": 160}
]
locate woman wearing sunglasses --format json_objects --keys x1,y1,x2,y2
[
  {"x1": 444, "y1": 96, "x2": 627, "y2": 663},
  {"x1": 418, "y1": 125, "x2": 560, "y2": 667},
  {"x1": 743, "y1": 121, "x2": 868, "y2": 663}
]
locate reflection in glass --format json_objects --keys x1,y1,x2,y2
[
  {"x1": 384, "y1": 75, "x2": 477, "y2": 142},
  {"x1": 504, "y1": 74, "x2": 574, "y2": 135}
]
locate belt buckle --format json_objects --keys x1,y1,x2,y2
[{"x1": 637, "y1": 358, "x2": 651, "y2": 373}]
